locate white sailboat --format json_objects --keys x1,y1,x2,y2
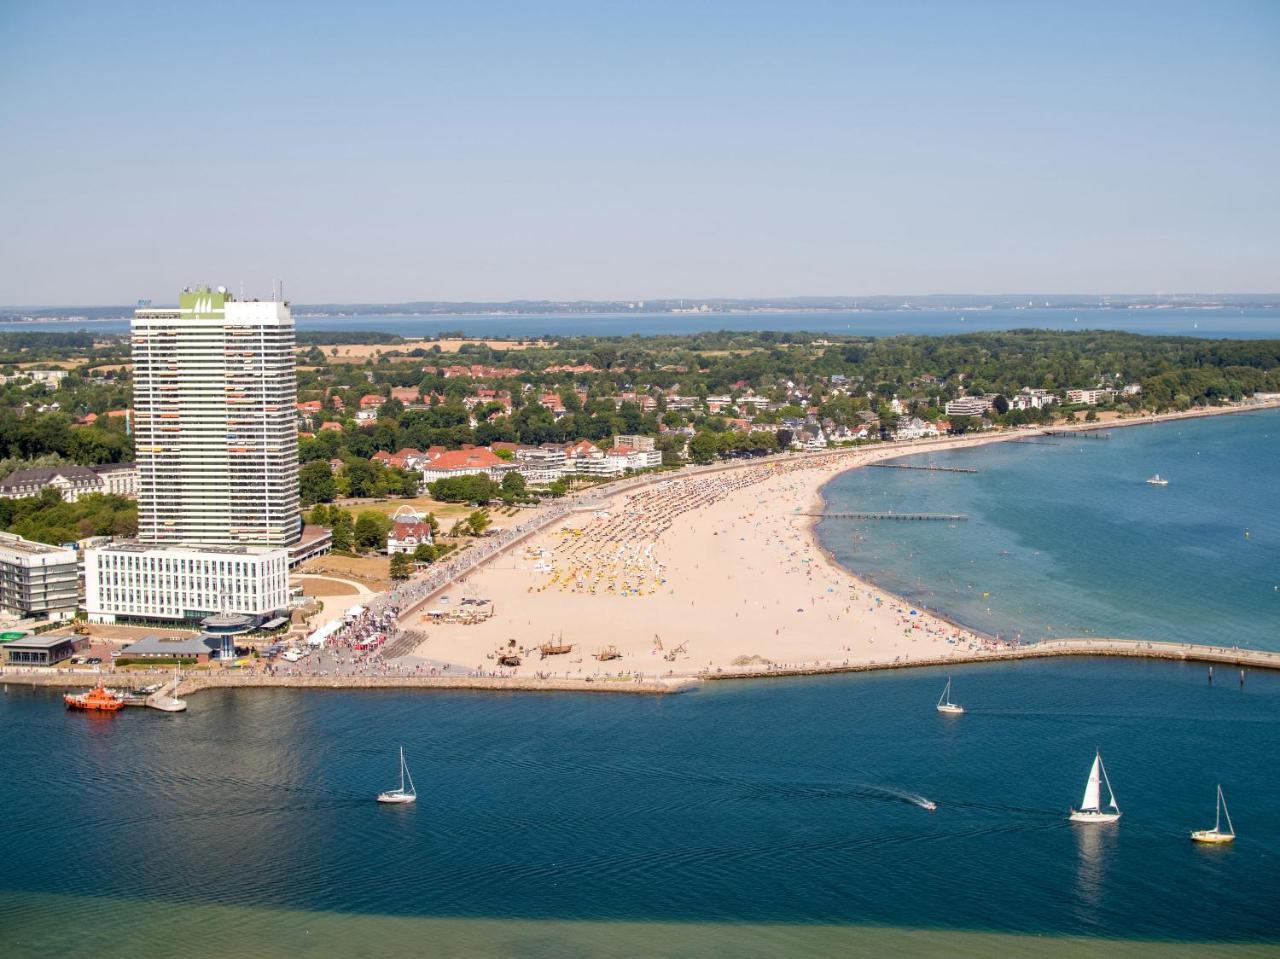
[
  {"x1": 1069, "y1": 751, "x2": 1121, "y2": 823},
  {"x1": 1191, "y1": 784, "x2": 1235, "y2": 844},
  {"x1": 936, "y1": 677, "x2": 964, "y2": 714},
  {"x1": 377, "y1": 746, "x2": 417, "y2": 804},
  {"x1": 1146, "y1": 474, "x2": 1168, "y2": 486}
]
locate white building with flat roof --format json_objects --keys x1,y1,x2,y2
[
  {"x1": 0, "y1": 532, "x2": 78, "y2": 621},
  {"x1": 84, "y1": 542, "x2": 289, "y2": 625},
  {"x1": 945, "y1": 396, "x2": 992, "y2": 417}
]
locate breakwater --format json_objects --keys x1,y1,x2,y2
[
  {"x1": 0, "y1": 668, "x2": 690, "y2": 696},
  {"x1": 704, "y1": 638, "x2": 1280, "y2": 682},
  {"x1": 6, "y1": 638, "x2": 1276, "y2": 700}
]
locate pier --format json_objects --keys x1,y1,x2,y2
[
  {"x1": 1046, "y1": 429, "x2": 1111, "y2": 439},
  {"x1": 868, "y1": 463, "x2": 978, "y2": 474},
  {"x1": 808, "y1": 511, "x2": 968, "y2": 521}
]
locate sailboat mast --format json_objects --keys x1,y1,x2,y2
[
  {"x1": 399, "y1": 746, "x2": 406, "y2": 792},
  {"x1": 1100, "y1": 755, "x2": 1119, "y2": 810}
]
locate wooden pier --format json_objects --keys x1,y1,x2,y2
[
  {"x1": 868, "y1": 463, "x2": 979, "y2": 474},
  {"x1": 808, "y1": 511, "x2": 968, "y2": 521},
  {"x1": 1046, "y1": 430, "x2": 1111, "y2": 439}
]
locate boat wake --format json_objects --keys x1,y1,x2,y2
[{"x1": 856, "y1": 784, "x2": 937, "y2": 811}]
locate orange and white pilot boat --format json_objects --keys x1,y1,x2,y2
[{"x1": 64, "y1": 683, "x2": 125, "y2": 712}]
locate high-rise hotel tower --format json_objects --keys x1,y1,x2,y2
[
  {"x1": 133, "y1": 287, "x2": 301, "y2": 546},
  {"x1": 84, "y1": 286, "x2": 303, "y2": 625}
]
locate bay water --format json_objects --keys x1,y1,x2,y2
[{"x1": 818, "y1": 409, "x2": 1280, "y2": 649}]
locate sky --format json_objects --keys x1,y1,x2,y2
[{"x1": 1, "y1": 0, "x2": 1278, "y2": 305}]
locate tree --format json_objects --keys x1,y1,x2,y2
[
  {"x1": 389, "y1": 552, "x2": 412, "y2": 580},
  {"x1": 353, "y1": 509, "x2": 390, "y2": 551},
  {"x1": 465, "y1": 509, "x2": 492, "y2": 537},
  {"x1": 775, "y1": 428, "x2": 794, "y2": 449},
  {"x1": 500, "y1": 470, "x2": 526, "y2": 497},
  {"x1": 330, "y1": 510, "x2": 354, "y2": 552},
  {"x1": 429, "y1": 474, "x2": 499, "y2": 503},
  {"x1": 299, "y1": 460, "x2": 337, "y2": 506},
  {"x1": 991, "y1": 393, "x2": 1010, "y2": 415},
  {"x1": 413, "y1": 542, "x2": 438, "y2": 564},
  {"x1": 687, "y1": 431, "x2": 720, "y2": 465},
  {"x1": 343, "y1": 458, "x2": 380, "y2": 498}
]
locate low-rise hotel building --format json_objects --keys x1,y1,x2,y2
[
  {"x1": 84, "y1": 542, "x2": 289, "y2": 625},
  {"x1": 945, "y1": 396, "x2": 992, "y2": 417},
  {"x1": 0, "y1": 532, "x2": 79, "y2": 621}
]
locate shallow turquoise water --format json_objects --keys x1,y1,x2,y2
[
  {"x1": 817, "y1": 409, "x2": 1280, "y2": 648},
  {"x1": 2, "y1": 658, "x2": 1278, "y2": 955}
]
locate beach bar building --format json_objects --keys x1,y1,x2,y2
[{"x1": 1, "y1": 633, "x2": 85, "y2": 666}]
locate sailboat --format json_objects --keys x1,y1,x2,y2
[
  {"x1": 377, "y1": 746, "x2": 417, "y2": 805},
  {"x1": 936, "y1": 677, "x2": 964, "y2": 714},
  {"x1": 1069, "y1": 751, "x2": 1121, "y2": 823},
  {"x1": 1190, "y1": 784, "x2": 1235, "y2": 844},
  {"x1": 1146, "y1": 474, "x2": 1168, "y2": 486}
]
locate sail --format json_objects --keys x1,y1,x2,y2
[{"x1": 1081, "y1": 756, "x2": 1101, "y2": 811}]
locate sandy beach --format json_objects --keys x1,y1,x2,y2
[{"x1": 398, "y1": 434, "x2": 1029, "y2": 680}]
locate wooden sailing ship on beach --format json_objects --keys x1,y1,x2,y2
[
  {"x1": 539, "y1": 633, "x2": 574, "y2": 658},
  {"x1": 595, "y1": 645, "x2": 622, "y2": 661}
]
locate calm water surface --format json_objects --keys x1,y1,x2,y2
[
  {"x1": 2, "y1": 658, "x2": 1278, "y2": 956},
  {"x1": 819, "y1": 409, "x2": 1280, "y2": 648},
  {"x1": 3, "y1": 306, "x2": 1278, "y2": 338}
]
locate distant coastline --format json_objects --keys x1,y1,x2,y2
[{"x1": 4, "y1": 305, "x2": 1279, "y2": 339}]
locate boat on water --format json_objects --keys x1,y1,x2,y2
[
  {"x1": 921, "y1": 799, "x2": 937, "y2": 812},
  {"x1": 377, "y1": 746, "x2": 417, "y2": 805},
  {"x1": 1069, "y1": 751, "x2": 1121, "y2": 823},
  {"x1": 1191, "y1": 784, "x2": 1235, "y2": 844},
  {"x1": 936, "y1": 677, "x2": 964, "y2": 714},
  {"x1": 1146, "y1": 474, "x2": 1169, "y2": 486},
  {"x1": 64, "y1": 684, "x2": 125, "y2": 712}
]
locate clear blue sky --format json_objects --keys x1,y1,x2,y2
[{"x1": 1, "y1": 0, "x2": 1277, "y2": 305}]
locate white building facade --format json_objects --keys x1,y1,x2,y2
[
  {"x1": 84, "y1": 286, "x2": 304, "y2": 625},
  {"x1": 0, "y1": 533, "x2": 78, "y2": 621},
  {"x1": 84, "y1": 543, "x2": 289, "y2": 625},
  {"x1": 132, "y1": 287, "x2": 301, "y2": 547}
]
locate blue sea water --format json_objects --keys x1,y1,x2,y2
[
  {"x1": 3, "y1": 306, "x2": 1279, "y2": 338},
  {"x1": 1, "y1": 658, "x2": 1278, "y2": 957},
  {"x1": 817, "y1": 409, "x2": 1280, "y2": 648}
]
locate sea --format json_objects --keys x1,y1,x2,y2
[
  {"x1": 3, "y1": 306, "x2": 1279, "y2": 339},
  {"x1": 2, "y1": 657, "x2": 1278, "y2": 958},
  {"x1": 3, "y1": 404, "x2": 1279, "y2": 957},
  {"x1": 816, "y1": 408, "x2": 1280, "y2": 650}
]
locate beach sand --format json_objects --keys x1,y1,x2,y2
[{"x1": 403, "y1": 435, "x2": 1018, "y2": 680}]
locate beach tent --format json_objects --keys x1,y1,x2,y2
[{"x1": 307, "y1": 620, "x2": 345, "y2": 647}]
